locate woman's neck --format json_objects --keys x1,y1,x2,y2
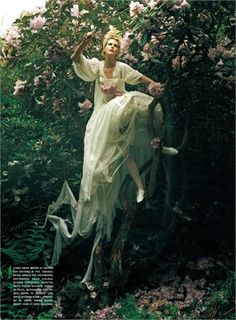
[{"x1": 104, "y1": 55, "x2": 116, "y2": 68}]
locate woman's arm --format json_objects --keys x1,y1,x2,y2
[
  {"x1": 71, "y1": 32, "x2": 93, "y2": 62},
  {"x1": 140, "y1": 75, "x2": 156, "y2": 85}
]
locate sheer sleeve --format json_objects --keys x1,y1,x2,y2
[
  {"x1": 121, "y1": 62, "x2": 143, "y2": 85},
  {"x1": 72, "y1": 54, "x2": 99, "y2": 82}
]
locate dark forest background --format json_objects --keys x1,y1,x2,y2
[{"x1": 1, "y1": 0, "x2": 235, "y2": 319}]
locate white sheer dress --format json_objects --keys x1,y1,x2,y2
[{"x1": 43, "y1": 55, "x2": 163, "y2": 282}]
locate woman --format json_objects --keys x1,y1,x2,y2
[{"x1": 44, "y1": 29, "x2": 177, "y2": 283}]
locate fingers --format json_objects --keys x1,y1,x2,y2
[
  {"x1": 86, "y1": 31, "x2": 93, "y2": 38},
  {"x1": 84, "y1": 32, "x2": 93, "y2": 41}
]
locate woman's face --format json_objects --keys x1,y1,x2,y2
[{"x1": 103, "y1": 38, "x2": 120, "y2": 57}]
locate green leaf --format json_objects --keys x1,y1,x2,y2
[{"x1": 151, "y1": 58, "x2": 165, "y2": 65}]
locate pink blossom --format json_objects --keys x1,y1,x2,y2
[
  {"x1": 171, "y1": 56, "x2": 187, "y2": 70},
  {"x1": 208, "y1": 47, "x2": 217, "y2": 60},
  {"x1": 53, "y1": 98, "x2": 64, "y2": 112},
  {"x1": 179, "y1": 40, "x2": 189, "y2": 51},
  {"x1": 4, "y1": 27, "x2": 20, "y2": 43},
  {"x1": 56, "y1": 38, "x2": 68, "y2": 48},
  {"x1": 42, "y1": 70, "x2": 50, "y2": 78},
  {"x1": 93, "y1": 304, "x2": 121, "y2": 319},
  {"x1": 30, "y1": 16, "x2": 46, "y2": 30},
  {"x1": 4, "y1": 27, "x2": 21, "y2": 48},
  {"x1": 141, "y1": 52, "x2": 152, "y2": 61},
  {"x1": 121, "y1": 32, "x2": 132, "y2": 53},
  {"x1": 94, "y1": 30, "x2": 102, "y2": 40},
  {"x1": 34, "y1": 75, "x2": 43, "y2": 87},
  {"x1": 95, "y1": 309, "x2": 107, "y2": 318},
  {"x1": 222, "y1": 49, "x2": 235, "y2": 59},
  {"x1": 148, "y1": 82, "x2": 164, "y2": 97},
  {"x1": 100, "y1": 84, "x2": 122, "y2": 96},
  {"x1": 78, "y1": 99, "x2": 93, "y2": 112},
  {"x1": 70, "y1": 4, "x2": 79, "y2": 17},
  {"x1": 143, "y1": 43, "x2": 151, "y2": 52},
  {"x1": 171, "y1": 0, "x2": 190, "y2": 11},
  {"x1": 216, "y1": 44, "x2": 225, "y2": 54},
  {"x1": 13, "y1": 80, "x2": 27, "y2": 96},
  {"x1": 124, "y1": 53, "x2": 138, "y2": 62},
  {"x1": 198, "y1": 12, "x2": 209, "y2": 23},
  {"x1": 150, "y1": 137, "x2": 161, "y2": 149},
  {"x1": 129, "y1": 1, "x2": 144, "y2": 17},
  {"x1": 150, "y1": 35, "x2": 159, "y2": 44},
  {"x1": 208, "y1": 45, "x2": 235, "y2": 60}
]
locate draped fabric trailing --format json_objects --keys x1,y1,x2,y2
[{"x1": 43, "y1": 55, "x2": 163, "y2": 282}]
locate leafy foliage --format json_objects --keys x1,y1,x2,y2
[
  {"x1": 0, "y1": 266, "x2": 28, "y2": 319},
  {"x1": 1, "y1": 220, "x2": 51, "y2": 265},
  {"x1": 201, "y1": 271, "x2": 236, "y2": 319},
  {"x1": 0, "y1": 0, "x2": 235, "y2": 318}
]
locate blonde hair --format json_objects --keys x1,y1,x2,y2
[{"x1": 102, "y1": 27, "x2": 122, "y2": 51}]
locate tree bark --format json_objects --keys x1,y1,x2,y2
[
  {"x1": 109, "y1": 173, "x2": 134, "y2": 288},
  {"x1": 94, "y1": 241, "x2": 103, "y2": 286}
]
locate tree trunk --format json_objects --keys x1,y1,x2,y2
[
  {"x1": 109, "y1": 98, "x2": 163, "y2": 288},
  {"x1": 155, "y1": 88, "x2": 179, "y2": 255}
]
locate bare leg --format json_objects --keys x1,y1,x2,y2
[{"x1": 125, "y1": 154, "x2": 144, "y2": 190}]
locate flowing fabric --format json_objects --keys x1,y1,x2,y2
[{"x1": 43, "y1": 55, "x2": 163, "y2": 282}]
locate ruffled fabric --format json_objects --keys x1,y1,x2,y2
[{"x1": 43, "y1": 55, "x2": 162, "y2": 282}]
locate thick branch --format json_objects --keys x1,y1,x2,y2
[
  {"x1": 147, "y1": 97, "x2": 162, "y2": 198},
  {"x1": 177, "y1": 113, "x2": 190, "y2": 151}
]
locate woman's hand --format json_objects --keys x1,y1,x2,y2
[
  {"x1": 71, "y1": 32, "x2": 94, "y2": 62},
  {"x1": 148, "y1": 81, "x2": 165, "y2": 98},
  {"x1": 82, "y1": 31, "x2": 94, "y2": 44}
]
